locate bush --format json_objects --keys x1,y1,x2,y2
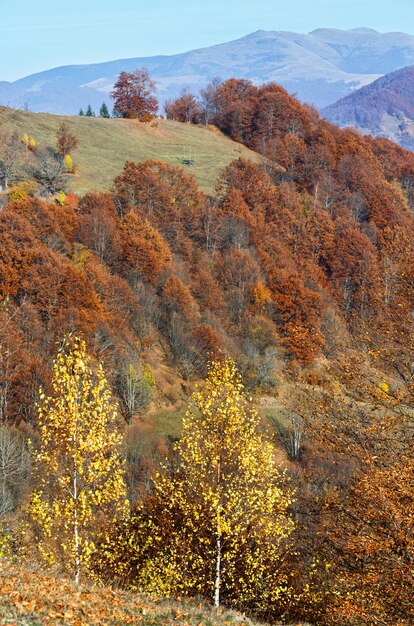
[
  {"x1": 8, "y1": 181, "x2": 37, "y2": 201},
  {"x1": 64, "y1": 154, "x2": 74, "y2": 173}
]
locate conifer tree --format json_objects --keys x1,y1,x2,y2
[
  {"x1": 78, "y1": 109, "x2": 84, "y2": 116},
  {"x1": 85, "y1": 104, "x2": 95, "y2": 117},
  {"x1": 105, "y1": 358, "x2": 294, "y2": 612},
  {"x1": 26, "y1": 336, "x2": 128, "y2": 584},
  {"x1": 99, "y1": 102, "x2": 110, "y2": 118}
]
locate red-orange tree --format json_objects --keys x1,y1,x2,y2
[
  {"x1": 56, "y1": 122, "x2": 78, "y2": 158},
  {"x1": 111, "y1": 68, "x2": 158, "y2": 120},
  {"x1": 164, "y1": 91, "x2": 202, "y2": 123},
  {"x1": 296, "y1": 345, "x2": 414, "y2": 625}
]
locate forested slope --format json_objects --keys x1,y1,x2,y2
[
  {"x1": 322, "y1": 65, "x2": 414, "y2": 151},
  {"x1": 2, "y1": 80, "x2": 414, "y2": 624},
  {"x1": 2, "y1": 81, "x2": 414, "y2": 426}
]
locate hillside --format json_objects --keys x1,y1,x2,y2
[
  {"x1": 322, "y1": 65, "x2": 414, "y2": 150},
  {"x1": 2, "y1": 78, "x2": 414, "y2": 438},
  {"x1": 2, "y1": 78, "x2": 414, "y2": 624},
  {"x1": 0, "y1": 108, "x2": 261, "y2": 195},
  {"x1": 0, "y1": 560, "x2": 281, "y2": 626},
  {"x1": 5, "y1": 27, "x2": 414, "y2": 114}
]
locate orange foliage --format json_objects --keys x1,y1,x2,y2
[
  {"x1": 110, "y1": 67, "x2": 158, "y2": 120},
  {"x1": 251, "y1": 281, "x2": 272, "y2": 313},
  {"x1": 164, "y1": 91, "x2": 202, "y2": 123},
  {"x1": 2, "y1": 73, "x2": 414, "y2": 423},
  {"x1": 113, "y1": 159, "x2": 206, "y2": 253},
  {"x1": 192, "y1": 323, "x2": 224, "y2": 358},
  {"x1": 117, "y1": 211, "x2": 171, "y2": 286},
  {"x1": 162, "y1": 276, "x2": 199, "y2": 324}
]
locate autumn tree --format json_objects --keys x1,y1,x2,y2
[
  {"x1": 164, "y1": 91, "x2": 202, "y2": 123},
  {"x1": 215, "y1": 247, "x2": 261, "y2": 322},
  {"x1": 113, "y1": 158, "x2": 206, "y2": 250},
  {"x1": 210, "y1": 78, "x2": 257, "y2": 143},
  {"x1": 0, "y1": 131, "x2": 25, "y2": 189},
  {"x1": 0, "y1": 426, "x2": 30, "y2": 518},
  {"x1": 116, "y1": 210, "x2": 171, "y2": 286},
  {"x1": 328, "y1": 220, "x2": 382, "y2": 318},
  {"x1": 288, "y1": 338, "x2": 414, "y2": 625},
  {"x1": 29, "y1": 147, "x2": 67, "y2": 195},
  {"x1": 161, "y1": 275, "x2": 200, "y2": 378},
  {"x1": 56, "y1": 122, "x2": 78, "y2": 159},
  {"x1": 76, "y1": 191, "x2": 118, "y2": 263},
  {"x1": 199, "y1": 76, "x2": 222, "y2": 125},
  {"x1": 25, "y1": 336, "x2": 128, "y2": 584},
  {"x1": 100, "y1": 358, "x2": 294, "y2": 614},
  {"x1": 111, "y1": 68, "x2": 158, "y2": 121},
  {"x1": 0, "y1": 306, "x2": 23, "y2": 424},
  {"x1": 114, "y1": 353, "x2": 155, "y2": 424}
]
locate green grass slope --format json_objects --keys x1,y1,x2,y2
[{"x1": 0, "y1": 108, "x2": 262, "y2": 195}]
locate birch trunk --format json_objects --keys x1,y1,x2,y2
[
  {"x1": 214, "y1": 455, "x2": 222, "y2": 607},
  {"x1": 73, "y1": 461, "x2": 80, "y2": 585},
  {"x1": 214, "y1": 503, "x2": 221, "y2": 607}
]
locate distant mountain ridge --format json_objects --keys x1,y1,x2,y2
[
  {"x1": 2, "y1": 27, "x2": 414, "y2": 114},
  {"x1": 322, "y1": 65, "x2": 414, "y2": 151}
]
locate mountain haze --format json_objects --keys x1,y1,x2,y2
[{"x1": 3, "y1": 27, "x2": 414, "y2": 114}]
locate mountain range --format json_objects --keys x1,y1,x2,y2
[
  {"x1": 322, "y1": 65, "x2": 414, "y2": 150},
  {"x1": 3, "y1": 27, "x2": 414, "y2": 114}
]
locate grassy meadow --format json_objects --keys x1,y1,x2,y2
[{"x1": 0, "y1": 107, "x2": 262, "y2": 196}]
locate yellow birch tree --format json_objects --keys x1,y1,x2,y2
[
  {"x1": 104, "y1": 358, "x2": 294, "y2": 613},
  {"x1": 25, "y1": 335, "x2": 128, "y2": 584}
]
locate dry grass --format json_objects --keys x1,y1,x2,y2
[
  {"x1": 0, "y1": 108, "x2": 262, "y2": 196},
  {"x1": 0, "y1": 559, "x2": 301, "y2": 626}
]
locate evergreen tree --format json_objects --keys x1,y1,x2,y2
[
  {"x1": 25, "y1": 336, "x2": 128, "y2": 584},
  {"x1": 99, "y1": 102, "x2": 110, "y2": 118},
  {"x1": 85, "y1": 104, "x2": 95, "y2": 117},
  {"x1": 111, "y1": 107, "x2": 123, "y2": 118},
  {"x1": 78, "y1": 108, "x2": 84, "y2": 116}
]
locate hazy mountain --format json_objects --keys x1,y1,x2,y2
[
  {"x1": 322, "y1": 65, "x2": 414, "y2": 151},
  {"x1": 2, "y1": 28, "x2": 414, "y2": 114}
]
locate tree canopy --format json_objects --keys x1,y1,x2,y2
[
  {"x1": 25, "y1": 335, "x2": 128, "y2": 584},
  {"x1": 110, "y1": 68, "x2": 158, "y2": 121},
  {"x1": 98, "y1": 358, "x2": 294, "y2": 614}
]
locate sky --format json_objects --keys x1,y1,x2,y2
[{"x1": 2, "y1": 0, "x2": 414, "y2": 81}]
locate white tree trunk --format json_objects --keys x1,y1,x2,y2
[
  {"x1": 73, "y1": 463, "x2": 80, "y2": 585},
  {"x1": 73, "y1": 412, "x2": 80, "y2": 585},
  {"x1": 214, "y1": 503, "x2": 221, "y2": 607}
]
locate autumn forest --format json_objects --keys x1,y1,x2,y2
[{"x1": 1, "y1": 71, "x2": 414, "y2": 625}]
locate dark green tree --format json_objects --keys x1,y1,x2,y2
[
  {"x1": 85, "y1": 105, "x2": 95, "y2": 117},
  {"x1": 78, "y1": 109, "x2": 84, "y2": 116},
  {"x1": 99, "y1": 102, "x2": 110, "y2": 118}
]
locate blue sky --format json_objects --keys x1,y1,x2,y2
[{"x1": 2, "y1": 0, "x2": 414, "y2": 81}]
